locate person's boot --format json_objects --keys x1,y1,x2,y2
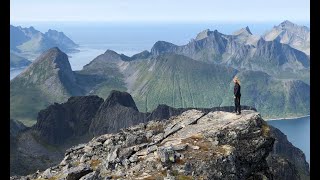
[{"x1": 236, "y1": 112, "x2": 241, "y2": 115}]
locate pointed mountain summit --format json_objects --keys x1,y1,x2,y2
[
  {"x1": 263, "y1": 20, "x2": 310, "y2": 55},
  {"x1": 10, "y1": 47, "x2": 84, "y2": 122},
  {"x1": 103, "y1": 90, "x2": 139, "y2": 111},
  {"x1": 33, "y1": 95, "x2": 104, "y2": 145},
  {"x1": 195, "y1": 29, "x2": 214, "y2": 40},
  {"x1": 89, "y1": 90, "x2": 147, "y2": 136},
  {"x1": 279, "y1": 20, "x2": 295, "y2": 27},
  {"x1": 16, "y1": 47, "x2": 76, "y2": 87},
  {"x1": 233, "y1": 26, "x2": 252, "y2": 36},
  {"x1": 231, "y1": 26, "x2": 259, "y2": 45},
  {"x1": 150, "y1": 41, "x2": 178, "y2": 56},
  {"x1": 44, "y1": 29, "x2": 79, "y2": 49}
]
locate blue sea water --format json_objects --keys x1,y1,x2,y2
[{"x1": 267, "y1": 116, "x2": 310, "y2": 164}]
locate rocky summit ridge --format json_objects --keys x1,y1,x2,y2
[{"x1": 11, "y1": 108, "x2": 308, "y2": 180}]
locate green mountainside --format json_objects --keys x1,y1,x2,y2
[
  {"x1": 10, "y1": 21, "x2": 310, "y2": 125},
  {"x1": 10, "y1": 49, "x2": 309, "y2": 125}
]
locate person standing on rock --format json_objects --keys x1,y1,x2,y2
[{"x1": 233, "y1": 76, "x2": 241, "y2": 115}]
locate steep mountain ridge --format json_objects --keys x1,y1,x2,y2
[
  {"x1": 10, "y1": 21, "x2": 310, "y2": 125},
  {"x1": 10, "y1": 43, "x2": 310, "y2": 124},
  {"x1": 10, "y1": 47, "x2": 84, "y2": 123},
  {"x1": 150, "y1": 27, "x2": 309, "y2": 80},
  {"x1": 10, "y1": 25, "x2": 79, "y2": 60},
  {"x1": 263, "y1": 20, "x2": 310, "y2": 55},
  {"x1": 33, "y1": 95, "x2": 104, "y2": 145},
  {"x1": 10, "y1": 91, "x2": 309, "y2": 179},
  {"x1": 10, "y1": 95, "x2": 309, "y2": 179}
]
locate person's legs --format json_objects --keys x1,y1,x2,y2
[
  {"x1": 238, "y1": 97, "x2": 241, "y2": 114},
  {"x1": 235, "y1": 97, "x2": 241, "y2": 114},
  {"x1": 234, "y1": 97, "x2": 237, "y2": 113}
]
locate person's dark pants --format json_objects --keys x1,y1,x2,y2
[{"x1": 234, "y1": 96, "x2": 241, "y2": 113}]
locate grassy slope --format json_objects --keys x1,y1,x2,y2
[
  {"x1": 10, "y1": 52, "x2": 310, "y2": 125},
  {"x1": 127, "y1": 55, "x2": 309, "y2": 118},
  {"x1": 10, "y1": 79, "x2": 53, "y2": 126},
  {"x1": 10, "y1": 51, "x2": 72, "y2": 125},
  {"x1": 126, "y1": 54, "x2": 238, "y2": 112}
]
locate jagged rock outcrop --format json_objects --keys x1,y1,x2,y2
[
  {"x1": 233, "y1": 26, "x2": 253, "y2": 36},
  {"x1": 10, "y1": 91, "x2": 309, "y2": 178},
  {"x1": 9, "y1": 90, "x2": 257, "y2": 176},
  {"x1": 10, "y1": 96, "x2": 104, "y2": 176},
  {"x1": 32, "y1": 95, "x2": 104, "y2": 145},
  {"x1": 89, "y1": 91, "x2": 149, "y2": 136},
  {"x1": 12, "y1": 110, "x2": 308, "y2": 180},
  {"x1": 88, "y1": 90, "x2": 257, "y2": 137},
  {"x1": 267, "y1": 126, "x2": 310, "y2": 179}
]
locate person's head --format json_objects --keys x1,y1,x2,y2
[{"x1": 233, "y1": 76, "x2": 240, "y2": 85}]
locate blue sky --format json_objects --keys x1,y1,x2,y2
[{"x1": 10, "y1": 0, "x2": 310, "y2": 23}]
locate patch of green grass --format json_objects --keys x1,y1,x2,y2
[
  {"x1": 10, "y1": 83, "x2": 52, "y2": 124},
  {"x1": 130, "y1": 54, "x2": 236, "y2": 112}
]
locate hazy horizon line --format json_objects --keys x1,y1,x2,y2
[{"x1": 10, "y1": 20, "x2": 310, "y2": 27}]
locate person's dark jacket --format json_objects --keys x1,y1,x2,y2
[{"x1": 234, "y1": 83, "x2": 241, "y2": 97}]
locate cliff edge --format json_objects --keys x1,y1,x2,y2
[{"x1": 11, "y1": 109, "x2": 305, "y2": 179}]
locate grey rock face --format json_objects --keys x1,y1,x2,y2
[
  {"x1": 14, "y1": 109, "x2": 308, "y2": 180},
  {"x1": 263, "y1": 20, "x2": 310, "y2": 55},
  {"x1": 33, "y1": 95, "x2": 104, "y2": 145},
  {"x1": 267, "y1": 126, "x2": 310, "y2": 179},
  {"x1": 64, "y1": 164, "x2": 93, "y2": 180},
  {"x1": 10, "y1": 91, "x2": 307, "y2": 178},
  {"x1": 89, "y1": 90, "x2": 149, "y2": 136},
  {"x1": 79, "y1": 171, "x2": 99, "y2": 180},
  {"x1": 149, "y1": 27, "x2": 309, "y2": 77}
]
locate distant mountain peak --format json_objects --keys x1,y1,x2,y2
[
  {"x1": 151, "y1": 41, "x2": 178, "y2": 56},
  {"x1": 104, "y1": 49, "x2": 119, "y2": 55},
  {"x1": 47, "y1": 29, "x2": 57, "y2": 32},
  {"x1": 280, "y1": 20, "x2": 295, "y2": 26},
  {"x1": 263, "y1": 20, "x2": 310, "y2": 55},
  {"x1": 30, "y1": 47, "x2": 73, "y2": 73},
  {"x1": 233, "y1": 26, "x2": 252, "y2": 36},
  {"x1": 48, "y1": 46, "x2": 62, "y2": 52},
  {"x1": 195, "y1": 29, "x2": 214, "y2": 40}
]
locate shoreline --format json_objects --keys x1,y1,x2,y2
[{"x1": 264, "y1": 114, "x2": 310, "y2": 121}]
